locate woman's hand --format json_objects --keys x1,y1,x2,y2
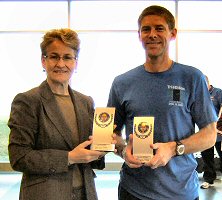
[{"x1": 68, "y1": 138, "x2": 106, "y2": 165}]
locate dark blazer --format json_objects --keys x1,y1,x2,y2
[{"x1": 8, "y1": 80, "x2": 104, "y2": 200}]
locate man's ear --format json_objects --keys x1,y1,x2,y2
[{"x1": 170, "y1": 28, "x2": 177, "y2": 41}]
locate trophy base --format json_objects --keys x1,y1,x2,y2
[
  {"x1": 134, "y1": 154, "x2": 153, "y2": 163},
  {"x1": 91, "y1": 143, "x2": 115, "y2": 152}
]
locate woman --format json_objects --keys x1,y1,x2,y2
[{"x1": 8, "y1": 28, "x2": 108, "y2": 200}]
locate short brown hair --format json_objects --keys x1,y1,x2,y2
[
  {"x1": 138, "y1": 5, "x2": 175, "y2": 31},
  {"x1": 40, "y1": 28, "x2": 80, "y2": 57}
]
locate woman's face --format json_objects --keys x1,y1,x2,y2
[{"x1": 41, "y1": 39, "x2": 77, "y2": 87}]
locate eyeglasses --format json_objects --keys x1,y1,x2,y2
[{"x1": 43, "y1": 54, "x2": 77, "y2": 65}]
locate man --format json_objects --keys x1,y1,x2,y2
[
  {"x1": 107, "y1": 5, "x2": 217, "y2": 200},
  {"x1": 217, "y1": 108, "x2": 222, "y2": 132},
  {"x1": 200, "y1": 76, "x2": 222, "y2": 189}
]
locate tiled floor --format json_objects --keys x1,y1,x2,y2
[
  {"x1": 0, "y1": 171, "x2": 221, "y2": 200},
  {"x1": 198, "y1": 172, "x2": 222, "y2": 200}
]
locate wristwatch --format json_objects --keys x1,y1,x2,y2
[{"x1": 176, "y1": 141, "x2": 185, "y2": 156}]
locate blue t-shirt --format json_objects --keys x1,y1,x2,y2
[
  {"x1": 209, "y1": 85, "x2": 222, "y2": 141},
  {"x1": 107, "y1": 62, "x2": 217, "y2": 200}
]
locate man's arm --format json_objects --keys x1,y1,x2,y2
[
  {"x1": 114, "y1": 130, "x2": 126, "y2": 158},
  {"x1": 146, "y1": 122, "x2": 217, "y2": 169},
  {"x1": 121, "y1": 122, "x2": 217, "y2": 169},
  {"x1": 181, "y1": 122, "x2": 217, "y2": 154}
]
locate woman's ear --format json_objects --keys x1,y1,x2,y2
[
  {"x1": 41, "y1": 56, "x2": 46, "y2": 72},
  {"x1": 138, "y1": 30, "x2": 142, "y2": 42}
]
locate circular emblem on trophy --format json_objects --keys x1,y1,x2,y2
[
  {"x1": 99, "y1": 112, "x2": 110, "y2": 123},
  {"x1": 134, "y1": 122, "x2": 152, "y2": 139},
  {"x1": 95, "y1": 112, "x2": 113, "y2": 128}
]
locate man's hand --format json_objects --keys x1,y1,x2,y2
[
  {"x1": 123, "y1": 134, "x2": 143, "y2": 168},
  {"x1": 144, "y1": 141, "x2": 176, "y2": 169}
]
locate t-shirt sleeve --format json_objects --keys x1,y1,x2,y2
[
  {"x1": 191, "y1": 74, "x2": 217, "y2": 129},
  {"x1": 107, "y1": 79, "x2": 125, "y2": 132}
]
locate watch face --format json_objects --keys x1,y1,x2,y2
[{"x1": 177, "y1": 144, "x2": 185, "y2": 155}]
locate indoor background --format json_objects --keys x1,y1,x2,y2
[{"x1": 0, "y1": 0, "x2": 222, "y2": 199}]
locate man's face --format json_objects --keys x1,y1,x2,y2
[{"x1": 138, "y1": 15, "x2": 176, "y2": 59}]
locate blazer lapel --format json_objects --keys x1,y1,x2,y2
[
  {"x1": 69, "y1": 88, "x2": 89, "y2": 143},
  {"x1": 39, "y1": 81, "x2": 74, "y2": 149}
]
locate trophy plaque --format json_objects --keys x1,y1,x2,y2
[
  {"x1": 133, "y1": 116, "x2": 154, "y2": 163},
  {"x1": 91, "y1": 107, "x2": 115, "y2": 152}
]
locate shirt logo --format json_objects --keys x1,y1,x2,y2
[{"x1": 167, "y1": 85, "x2": 185, "y2": 107}]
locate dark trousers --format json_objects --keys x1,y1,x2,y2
[
  {"x1": 118, "y1": 185, "x2": 141, "y2": 200},
  {"x1": 215, "y1": 141, "x2": 222, "y2": 168},
  {"x1": 201, "y1": 141, "x2": 222, "y2": 183},
  {"x1": 72, "y1": 187, "x2": 86, "y2": 200},
  {"x1": 118, "y1": 184, "x2": 199, "y2": 200}
]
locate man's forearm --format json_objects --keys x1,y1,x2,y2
[
  {"x1": 114, "y1": 132, "x2": 126, "y2": 158},
  {"x1": 180, "y1": 122, "x2": 217, "y2": 154}
]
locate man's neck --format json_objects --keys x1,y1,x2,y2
[{"x1": 144, "y1": 58, "x2": 173, "y2": 73}]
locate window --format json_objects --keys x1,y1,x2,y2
[{"x1": 1, "y1": 0, "x2": 222, "y2": 170}]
